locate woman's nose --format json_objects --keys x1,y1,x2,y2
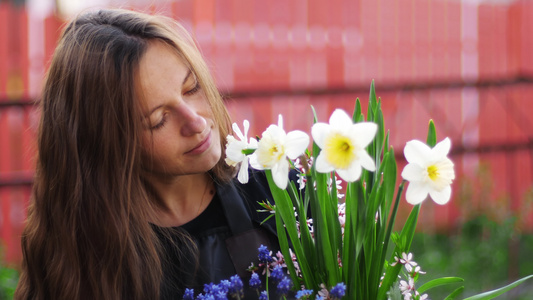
[{"x1": 179, "y1": 104, "x2": 207, "y2": 137}]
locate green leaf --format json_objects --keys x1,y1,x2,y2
[
  {"x1": 399, "y1": 204, "x2": 420, "y2": 251},
  {"x1": 274, "y1": 206, "x2": 299, "y2": 285},
  {"x1": 426, "y1": 119, "x2": 437, "y2": 147},
  {"x1": 266, "y1": 170, "x2": 316, "y2": 290},
  {"x1": 367, "y1": 79, "x2": 377, "y2": 122},
  {"x1": 311, "y1": 106, "x2": 322, "y2": 160},
  {"x1": 241, "y1": 148, "x2": 256, "y2": 155},
  {"x1": 376, "y1": 184, "x2": 404, "y2": 300},
  {"x1": 353, "y1": 98, "x2": 362, "y2": 123},
  {"x1": 444, "y1": 286, "x2": 465, "y2": 300},
  {"x1": 463, "y1": 274, "x2": 533, "y2": 300},
  {"x1": 418, "y1": 277, "x2": 464, "y2": 294}
]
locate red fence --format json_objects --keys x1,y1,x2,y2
[{"x1": 1, "y1": 0, "x2": 533, "y2": 263}]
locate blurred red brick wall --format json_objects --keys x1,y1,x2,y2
[{"x1": 1, "y1": 0, "x2": 532, "y2": 263}]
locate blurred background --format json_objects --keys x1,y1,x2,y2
[{"x1": 1, "y1": 0, "x2": 533, "y2": 298}]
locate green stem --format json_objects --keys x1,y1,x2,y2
[{"x1": 382, "y1": 181, "x2": 405, "y2": 264}]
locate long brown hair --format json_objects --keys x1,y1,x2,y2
[{"x1": 15, "y1": 9, "x2": 233, "y2": 300}]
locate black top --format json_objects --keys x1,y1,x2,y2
[{"x1": 154, "y1": 171, "x2": 285, "y2": 299}]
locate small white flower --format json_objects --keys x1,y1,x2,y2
[
  {"x1": 296, "y1": 173, "x2": 307, "y2": 190},
  {"x1": 401, "y1": 137, "x2": 455, "y2": 205},
  {"x1": 225, "y1": 120, "x2": 258, "y2": 184},
  {"x1": 412, "y1": 265, "x2": 426, "y2": 275},
  {"x1": 311, "y1": 109, "x2": 377, "y2": 182},
  {"x1": 399, "y1": 277, "x2": 415, "y2": 295},
  {"x1": 391, "y1": 252, "x2": 418, "y2": 272},
  {"x1": 250, "y1": 115, "x2": 309, "y2": 189},
  {"x1": 318, "y1": 283, "x2": 329, "y2": 298},
  {"x1": 399, "y1": 252, "x2": 418, "y2": 272}
]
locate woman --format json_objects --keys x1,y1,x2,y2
[{"x1": 15, "y1": 9, "x2": 281, "y2": 300}]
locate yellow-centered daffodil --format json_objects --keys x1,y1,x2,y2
[
  {"x1": 250, "y1": 115, "x2": 309, "y2": 189},
  {"x1": 401, "y1": 137, "x2": 455, "y2": 205},
  {"x1": 311, "y1": 109, "x2": 377, "y2": 182}
]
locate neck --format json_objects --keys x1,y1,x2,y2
[{"x1": 145, "y1": 172, "x2": 215, "y2": 227}]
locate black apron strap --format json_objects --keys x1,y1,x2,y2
[{"x1": 216, "y1": 181, "x2": 255, "y2": 235}]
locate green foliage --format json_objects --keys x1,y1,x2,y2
[
  {"x1": 267, "y1": 81, "x2": 429, "y2": 299},
  {"x1": 256, "y1": 82, "x2": 532, "y2": 299},
  {"x1": 0, "y1": 259, "x2": 18, "y2": 300},
  {"x1": 411, "y1": 216, "x2": 533, "y2": 299}
]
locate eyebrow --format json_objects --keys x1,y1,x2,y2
[{"x1": 144, "y1": 69, "x2": 194, "y2": 117}]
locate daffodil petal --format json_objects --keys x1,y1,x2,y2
[
  {"x1": 285, "y1": 130, "x2": 309, "y2": 159},
  {"x1": 351, "y1": 122, "x2": 378, "y2": 147},
  {"x1": 226, "y1": 142, "x2": 246, "y2": 162},
  {"x1": 272, "y1": 159, "x2": 289, "y2": 189},
  {"x1": 315, "y1": 153, "x2": 335, "y2": 173},
  {"x1": 429, "y1": 185, "x2": 451, "y2": 205},
  {"x1": 237, "y1": 157, "x2": 250, "y2": 184},
  {"x1": 432, "y1": 137, "x2": 451, "y2": 159},
  {"x1": 311, "y1": 123, "x2": 330, "y2": 149},
  {"x1": 265, "y1": 124, "x2": 286, "y2": 142},
  {"x1": 243, "y1": 120, "x2": 250, "y2": 139},
  {"x1": 404, "y1": 140, "x2": 432, "y2": 164},
  {"x1": 232, "y1": 122, "x2": 245, "y2": 141},
  {"x1": 329, "y1": 109, "x2": 353, "y2": 128},
  {"x1": 248, "y1": 154, "x2": 263, "y2": 170},
  {"x1": 248, "y1": 137, "x2": 258, "y2": 148},
  {"x1": 405, "y1": 181, "x2": 430, "y2": 205},
  {"x1": 358, "y1": 150, "x2": 376, "y2": 171},
  {"x1": 337, "y1": 163, "x2": 362, "y2": 182},
  {"x1": 277, "y1": 114, "x2": 284, "y2": 128},
  {"x1": 401, "y1": 163, "x2": 425, "y2": 182}
]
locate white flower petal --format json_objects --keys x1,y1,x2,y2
[
  {"x1": 329, "y1": 109, "x2": 353, "y2": 128},
  {"x1": 243, "y1": 120, "x2": 250, "y2": 139},
  {"x1": 358, "y1": 150, "x2": 376, "y2": 171},
  {"x1": 285, "y1": 130, "x2": 309, "y2": 159},
  {"x1": 232, "y1": 122, "x2": 245, "y2": 141},
  {"x1": 315, "y1": 153, "x2": 335, "y2": 173},
  {"x1": 429, "y1": 185, "x2": 452, "y2": 205},
  {"x1": 248, "y1": 137, "x2": 258, "y2": 148},
  {"x1": 272, "y1": 159, "x2": 289, "y2": 189},
  {"x1": 404, "y1": 140, "x2": 432, "y2": 164},
  {"x1": 237, "y1": 157, "x2": 250, "y2": 184},
  {"x1": 432, "y1": 137, "x2": 451, "y2": 159},
  {"x1": 401, "y1": 163, "x2": 425, "y2": 182},
  {"x1": 277, "y1": 114, "x2": 284, "y2": 129},
  {"x1": 311, "y1": 123, "x2": 330, "y2": 148},
  {"x1": 405, "y1": 182, "x2": 430, "y2": 205},
  {"x1": 337, "y1": 163, "x2": 362, "y2": 182},
  {"x1": 249, "y1": 154, "x2": 263, "y2": 170},
  {"x1": 351, "y1": 122, "x2": 378, "y2": 147}
]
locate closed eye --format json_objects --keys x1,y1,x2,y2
[
  {"x1": 184, "y1": 82, "x2": 200, "y2": 96},
  {"x1": 150, "y1": 112, "x2": 168, "y2": 130}
]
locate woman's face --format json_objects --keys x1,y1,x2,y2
[{"x1": 138, "y1": 41, "x2": 221, "y2": 178}]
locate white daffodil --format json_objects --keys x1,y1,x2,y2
[
  {"x1": 311, "y1": 109, "x2": 377, "y2": 182},
  {"x1": 225, "y1": 120, "x2": 258, "y2": 184},
  {"x1": 401, "y1": 137, "x2": 455, "y2": 205},
  {"x1": 250, "y1": 115, "x2": 309, "y2": 189}
]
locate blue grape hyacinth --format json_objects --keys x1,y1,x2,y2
[{"x1": 329, "y1": 282, "x2": 346, "y2": 299}]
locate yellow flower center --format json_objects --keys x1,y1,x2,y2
[
  {"x1": 269, "y1": 145, "x2": 284, "y2": 161},
  {"x1": 325, "y1": 133, "x2": 357, "y2": 169},
  {"x1": 427, "y1": 165, "x2": 439, "y2": 181},
  {"x1": 256, "y1": 136, "x2": 285, "y2": 168}
]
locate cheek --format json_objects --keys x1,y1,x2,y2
[
  {"x1": 140, "y1": 133, "x2": 168, "y2": 166},
  {"x1": 140, "y1": 133, "x2": 154, "y2": 157}
]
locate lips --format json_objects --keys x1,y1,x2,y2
[{"x1": 185, "y1": 131, "x2": 212, "y2": 155}]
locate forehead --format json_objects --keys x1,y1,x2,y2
[{"x1": 137, "y1": 41, "x2": 189, "y2": 105}]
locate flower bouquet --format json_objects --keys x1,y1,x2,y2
[{"x1": 187, "y1": 82, "x2": 532, "y2": 299}]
